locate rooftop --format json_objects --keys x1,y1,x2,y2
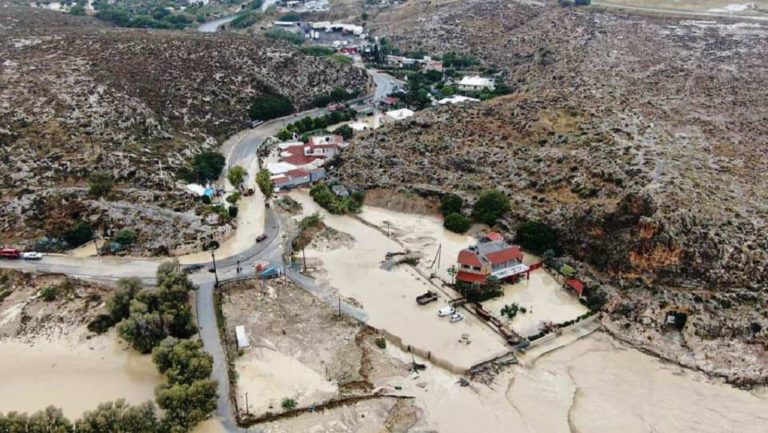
[{"x1": 458, "y1": 75, "x2": 495, "y2": 87}]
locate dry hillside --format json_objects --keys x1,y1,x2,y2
[
  {"x1": 0, "y1": 5, "x2": 368, "y2": 254},
  {"x1": 338, "y1": 0, "x2": 768, "y2": 383}
]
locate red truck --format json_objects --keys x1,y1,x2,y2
[{"x1": 0, "y1": 248, "x2": 20, "y2": 259}]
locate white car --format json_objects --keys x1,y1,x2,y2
[
  {"x1": 437, "y1": 306, "x2": 456, "y2": 317},
  {"x1": 450, "y1": 313, "x2": 464, "y2": 323},
  {"x1": 22, "y1": 252, "x2": 43, "y2": 261}
]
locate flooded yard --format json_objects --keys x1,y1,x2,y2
[
  {"x1": 482, "y1": 269, "x2": 589, "y2": 336},
  {"x1": 287, "y1": 190, "x2": 509, "y2": 372},
  {"x1": 0, "y1": 331, "x2": 161, "y2": 419}
]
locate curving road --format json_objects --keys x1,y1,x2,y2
[{"x1": 0, "y1": 47, "x2": 401, "y2": 431}]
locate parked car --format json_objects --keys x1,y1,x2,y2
[
  {"x1": 437, "y1": 306, "x2": 456, "y2": 317},
  {"x1": 450, "y1": 313, "x2": 464, "y2": 323},
  {"x1": 416, "y1": 291, "x2": 438, "y2": 305},
  {"x1": 256, "y1": 234, "x2": 268, "y2": 242},
  {"x1": 21, "y1": 252, "x2": 43, "y2": 261},
  {"x1": 249, "y1": 120, "x2": 264, "y2": 128},
  {"x1": 182, "y1": 264, "x2": 204, "y2": 274}
]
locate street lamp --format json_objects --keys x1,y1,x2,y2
[{"x1": 211, "y1": 250, "x2": 219, "y2": 287}]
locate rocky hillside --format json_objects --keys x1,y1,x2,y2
[
  {"x1": 0, "y1": 5, "x2": 367, "y2": 253},
  {"x1": 339, "y1": 1, "x2": 768, "y2": 383}
]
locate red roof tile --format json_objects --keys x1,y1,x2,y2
[
  {"x1": 456, "y1": 271, "x2": 486, "y2": 284},
  {"x1": 566, "y1": 279, "x2": 584, "y2": 296},
  {"x1": 485, "y1": 246, "x2": 523, "y2": 264},
  {"x1": 282, "y1": 153, "x2": 325, "y2": 166},
  {"x1": 485, "y1": 232, "x2": 504, "y2": 241},
  {"x1": 286, "y1": 169, "x2": 310, "y2": 178},
  {"x1": 457, "y1": 249, "x2": 482, "y2": 267}
]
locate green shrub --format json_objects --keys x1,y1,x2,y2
[
  {"x1": 231, "y1": 11, "x2": 260, "y2": 28},
  {"x1": 374, "y1": 337, "x2": 386, "y2": 349},
  {"x1": 88, "y1": 171, "x2": 114, "y2": 197},
  {"x1": 256, "y1": 169, "x2": 274, "y2": 199},
  {"x1": 278, "y1": 12, "x2": 301, "y2": 21},
  {"x1": 265, "y1": 28, "x2": 305, "y2": 46},
  {"x1": 226, "y1": 192, "x2": 242, "y2": 204},
  {"x1": 40, "y1": 285, "x2": 57, "y2": 302},
  {"x1": 299, "y1": 212, "x2": 323, "y2": 229},
  {"x1": 114, "y1": 229, "x2": 137, "y2": 246},
  {"x1": 471, "y1": 190, "x2": 510, "y2": 225},
  {"x1": 335, "y1": 124, "x2": 354, "y2": 140},
  {"x1": 501, "y1": 303, "x2": 519, "y2": 319},
  {"x1": 281, "y1": 398, "x2": 297, "y2": 411},
  {"x1": 444, "y1": 213, "x2": 471, "y2": 233},
  {"x1": 440, "y1": 193, "x2": 463, "y2": 216},
  {"x1": 332, "y1": 54, "x2": 353, "y2": 65},
  {"x1": 301, "y1": 46, "x2": 334, "y2": 56},
  {"x1": 181, "y1": 152, "x2": 225, "y2": 183},
  {"x1": 63, "y1": 221, "x2": 94, "y2": 248},
  {"x1": 228, "y1": 206, "x2": 239, "y2": 218},
  {"x1": 249, "y1": 93, "x2": 294, "y2": 121},
  {"x1": 516, "y1": 220, "x2": 558, "y2": 254},
  {"x1": 227, "y1": 166, "x2": 247, "y2": 188}
]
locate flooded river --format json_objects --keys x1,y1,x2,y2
[{"x1": 0, "y1": 332, "x2": 161, "y2": 419}]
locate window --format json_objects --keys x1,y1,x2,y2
[{"x1": 472, "y1": 266, "x2": 481, "y2": 271}]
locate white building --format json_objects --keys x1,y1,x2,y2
[
  {"x1": 458, "y1": 76, "x2": 495, "y2": 92},
  {"x1": 385, "y1": 108, "x2": 415, "y2": 122},
  {"x1": 437, "y1": 95, "x2": 480, "y2": 105}
]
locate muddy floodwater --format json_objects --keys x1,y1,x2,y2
[{"x1": 0, "y1": 333, "x2": 161, "y2": 419}]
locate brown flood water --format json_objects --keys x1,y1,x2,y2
[{"x1": 0, "y1": 332, "x2": 161, "y2": 419}]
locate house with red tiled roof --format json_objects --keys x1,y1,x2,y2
[
  {"x1": 278, "y1": 135, "x2": 345, "y2": 170},
  {"x1": 456, "y1": 232, "x2": 529, "y2": 285}
]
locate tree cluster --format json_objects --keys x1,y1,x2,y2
[
  {"x1": 441, "y1": 190, "x2": 510, "y2": 233},
  {"x1": 275, "y1": 110, "x2": 355, "y2": 141},
  {"x1": 3, "y1": 266, "x2": 217, "y2": 433},
  {"x1": 249, "y1": 93, "x2": 294, "y2": 121},
  {"x1": 515, "y1": 220, "x2": 558, "y2": 254},
  {"x1": 256, "y1": 169, "x2": 274, "y2": 200},
  {"x1": 179, "y1": 152, "x2": 226, "y2": 184},
  {"x1": 309, "y1": 183, "x2": 364, "y2": 214},
  {"x1": 117, "y1": 263, "x2": 198, "y2": 353}
]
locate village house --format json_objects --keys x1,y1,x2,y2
[
  {"x1": 456, "y1": 233, "x2": 530, "y2": 284},
  {"x1": 278, "y1": 135, "x2": 345, "y2": 169},
  {"x1": 385, "y1": 108, "x2": 415, "y2": 122},
  {"x1": 271, "y1": 167, "x2": 326, "y2": 191},
  {"x1": 457, "y1": 75, "x2": 496, "y2": 92}
]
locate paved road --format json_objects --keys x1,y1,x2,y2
[
  {"x1": 368, "y1": 69, "x2": 404, "y2": 103},
  {"x1": 197, "y1": 16, "x2": 237, "y2": 33}
]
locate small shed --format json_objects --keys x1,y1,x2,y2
[
  {"x1": 565, "y1": 278, "x2": 584, "y2": 297},
  {"x1": 235, "y1": 325, "x2": 250, "y2": 349}
]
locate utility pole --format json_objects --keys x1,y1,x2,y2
[
  {"x1": 338, "y1": 296, "x2": 341, "y2": 317},
  {"x1": 302, "y1": 246, "x2": 307, "y2": 272},
  {"x1": 245, "y1": 392, "x2": 250, "y2": 415},
  {"x1": 211, "y1": 250, "x2": 219, "y2": 287}
]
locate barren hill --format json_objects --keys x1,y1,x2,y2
[
  {"x1": 0, "y1": 5, "x2": 367, "y2": 253},
  {"x1": 339, "y1": 0, "x2": 768, "y2": 383}
]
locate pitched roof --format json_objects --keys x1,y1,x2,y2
[
  {"x1": 457, "y1": 249, "x2": 482, "y2": 267},
  {"x1": 286, "y1": 168, "x2": 310, "y2": 178},
  {"x1": 485, "y1": 246, "x2": 523, "y2": 264},
  {"x1": 485, "y1": 232, "x2": 504, "y2": 242},
  {"x1": 566, "y1": 278, "x2": 584, "y2": 296},
  {"x1": 456, "y1": 271, "x2": 486, "y2": 284}
]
